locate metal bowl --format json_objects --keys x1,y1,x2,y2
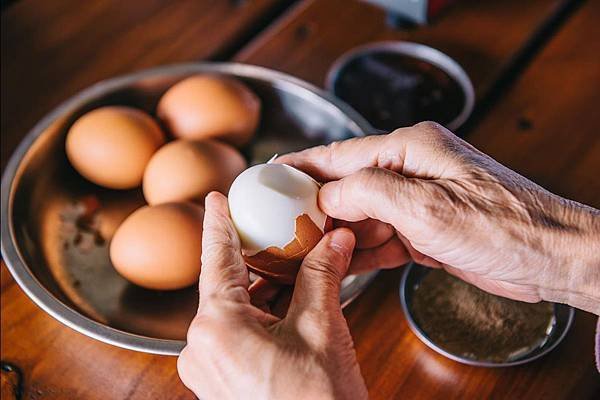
[
  {"x1": 326, "y1": 41, "x2": 475, "y2": 132},
  {"x1": 1, "y1": 63, "x2": 378, "y2": 355},
  {"x1": 400, "y1": 263, "x2": 575, "y2": 367}
]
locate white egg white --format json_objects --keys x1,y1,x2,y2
[{"x1": 228, "y1": 163, "x2": 326, "y2": 255}]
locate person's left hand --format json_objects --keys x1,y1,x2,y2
[{"x1": 177, "y1": 192, "x2": 368, "y2": 400}]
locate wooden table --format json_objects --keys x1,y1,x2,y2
[{"x1": 2, "y1": 0, "x2": 599, "y2": 398}]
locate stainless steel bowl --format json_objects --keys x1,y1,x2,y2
[
  {"x1": 400, "y1": 263, "x2": 575, "y2": 367},
  {"x1": 326, "y1": 41, "x2": 475, "y2": 132},
  {"x1": 1, "y1": 63, "x2": 378, "y2": 355}
]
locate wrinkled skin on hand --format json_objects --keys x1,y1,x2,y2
[
  {"x1": 179, "y1": 123, "x2": 599, "y2": 400},
  {"x1": 178, "y1": 193, "x2": 368, "y2": 400},
  {"x1": 279, "y1": 122, "x2": 599, "y2": 306}
]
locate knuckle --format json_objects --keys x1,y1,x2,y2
[
  {"x1": 414, "y1": 121, "x2": 446, "y2": 135},
  {"x1": 327, "y1": 139, "x2": 344, "y2": 157},
  {"x1": 302, "y1": 257, "x2": 342, "y2": 284},
  {"x1": 413, "y1": 121, "x2": 453, "y2": 145},
  {"x1": 202, "y1": 227, "x2": 239, "y2": 255},
  {"x1": 186, "y1": 315, "x2": 228, "y2": 351},
  {"x1": 312, "y1": 143, "x2": 332, "y2": 165}
]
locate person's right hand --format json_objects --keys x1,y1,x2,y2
[{"x1": 278, "y1": 122, "x2": 599, "y2": 313}]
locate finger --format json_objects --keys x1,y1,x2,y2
[
  {"x1": 348, "y1": 235, "x2": 411, "y2": 274},
  {"x1": 334, "y1": 219, "x2": 394, "y2": 249},
  {"x1": 318, "y1": 167, "x2": 428, "y2": 230},
  {"x1": 276, "y1": 134, "x2": 388, "y2": 181},
  {"x1": 248, "y1": 278, "x2": 281, "y2": 311},
  {"x1": 271, "y1": 287, "x2": 293, "y2": 319},
  {"x1": 288, "y1": 228, "x2": 355, "y2": 316},
  {"x1": 395, "y1": 232, "x2": 443, "y2": 269},
  {"x1": 277, "y1": 122, "x2": 459, "y2": 181},
  {"x1": 199, "y1": 192, "x2": 249, "y2": 304}
]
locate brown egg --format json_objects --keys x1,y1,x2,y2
[
  {"x1": 143, "y1": 139, "x2": 246, "y2": 205},
  {"x1": 96, "y1": 192, "x2": 146, "y2": 240},
  {"x1": 157, "y1": 75, "x2": 260, "y2": 146},
  {"x1": 109, "y1": 202, "x2": 204, "y2": 290},
  {"x1": 66, "y1": 106, "x2": 165, "y2": 189}
]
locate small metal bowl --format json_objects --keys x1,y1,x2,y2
[
  {"x1": 400, "y1": 263, "x2": 575, "y2": 367},
  {"x1": 326, "y1": 41, "x2": 475, "y2": 132},
  {"x1": 1, "y1": 63, "x2": 378, "y2": 355}
]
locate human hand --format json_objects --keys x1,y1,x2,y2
[
  {"x1": 177, "y1": 192, "x2": 368, "y2": 400},
  {"x1": 278, "y1": 122, "x2": 599, "y2": 312}
]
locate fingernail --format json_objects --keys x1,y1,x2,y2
[
  {"x1": 205, "y1": 191, "x2": 220, "y2": 205},
  {"x1": 328, "y1": 228, "x2": 355, "y2": 254},
  {"x1": 319, "y1": 181, "x2": 341, "y2": 210}
]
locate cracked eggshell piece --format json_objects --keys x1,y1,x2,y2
[{"x1": 228, "y1": 163, "x2": 327, "y2": 283}]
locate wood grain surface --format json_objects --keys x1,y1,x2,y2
[
  {"x1": 0, "y1": 0, "x2": 291, "y2": 170},
  {"x1": 1, "y1": 0, "x2": 599, "y2": 399},
  {"x1": 235, "y1": 0, "x2": 566, "y2": 96},
  {"x1": 469, "y1": 2, "x2": 600, "y2": 208},
  {"x1": 2, "y1": 266, "x2": 188, "y2": 398}
]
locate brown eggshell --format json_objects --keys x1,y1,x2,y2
[
  {"x1": 66, "y1": 106, "x2": 165, "y2": 189},
  {"x1": 96, "y1": 192, "x2": 146, "y2": 240},
  {"x1": 244, "y1": 214, "x2": 324, "y2": 284},
  {"x1": 143, "y1": 139, "x2": 247, "y2": 205},
  {"x1": 109, "y1": 202, "x2": 204, "y2": 290},
  {"x1": 157, "y1": 74, "x2": 260, "y2": 146}
]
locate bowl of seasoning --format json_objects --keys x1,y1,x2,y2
[
  {"x1": 400, "y1": 264, "x2": 575, "y2": 367},
  {"x1": 326, "y1": 41, "x2": 475, "y2": 132}
]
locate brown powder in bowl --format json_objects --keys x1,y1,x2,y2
[{"x1": 411, "y1": 270, "x2": 555, "y2": 362}]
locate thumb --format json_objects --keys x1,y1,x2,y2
[{"x1": 287, "y1": 228, "x2": 355, "y2": 316}]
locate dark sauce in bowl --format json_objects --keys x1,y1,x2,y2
[{"x1": 332, "y1": 52, "x2": 467, "y2": 131}]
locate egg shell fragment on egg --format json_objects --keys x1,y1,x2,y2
[
  {"x1": 228, "y1": 163, "x2": 326, "y2": 254},
  {"x1": 244, "y1": 213, "x2": 324, "y2": 284}
]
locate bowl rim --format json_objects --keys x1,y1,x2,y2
[
  {"x1": 325, "y1": 40, "x2": 476, "y2": 132},
  {"x1": 1, "y1": 62, "x2": 374, "y2": 355},
  {"x1": 399, "y1": 263, "x2": 576, "y2": 367}
]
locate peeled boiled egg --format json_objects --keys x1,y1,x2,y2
[
  {"x1": 143, "y1": 139, "x2": 247, "y2": 205},
  {"x1": 228, "y1": 163, "x2": 327, "y2": 284},
  {"x1": 157, "y1": 74, "x2": 260, "y2": 146},
  {"x1": 66, "y1": 106, "x2": 165, "y2": 189},
  {"x1": 109, "y1": 202, "x2": 204, "y2": 290}
]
